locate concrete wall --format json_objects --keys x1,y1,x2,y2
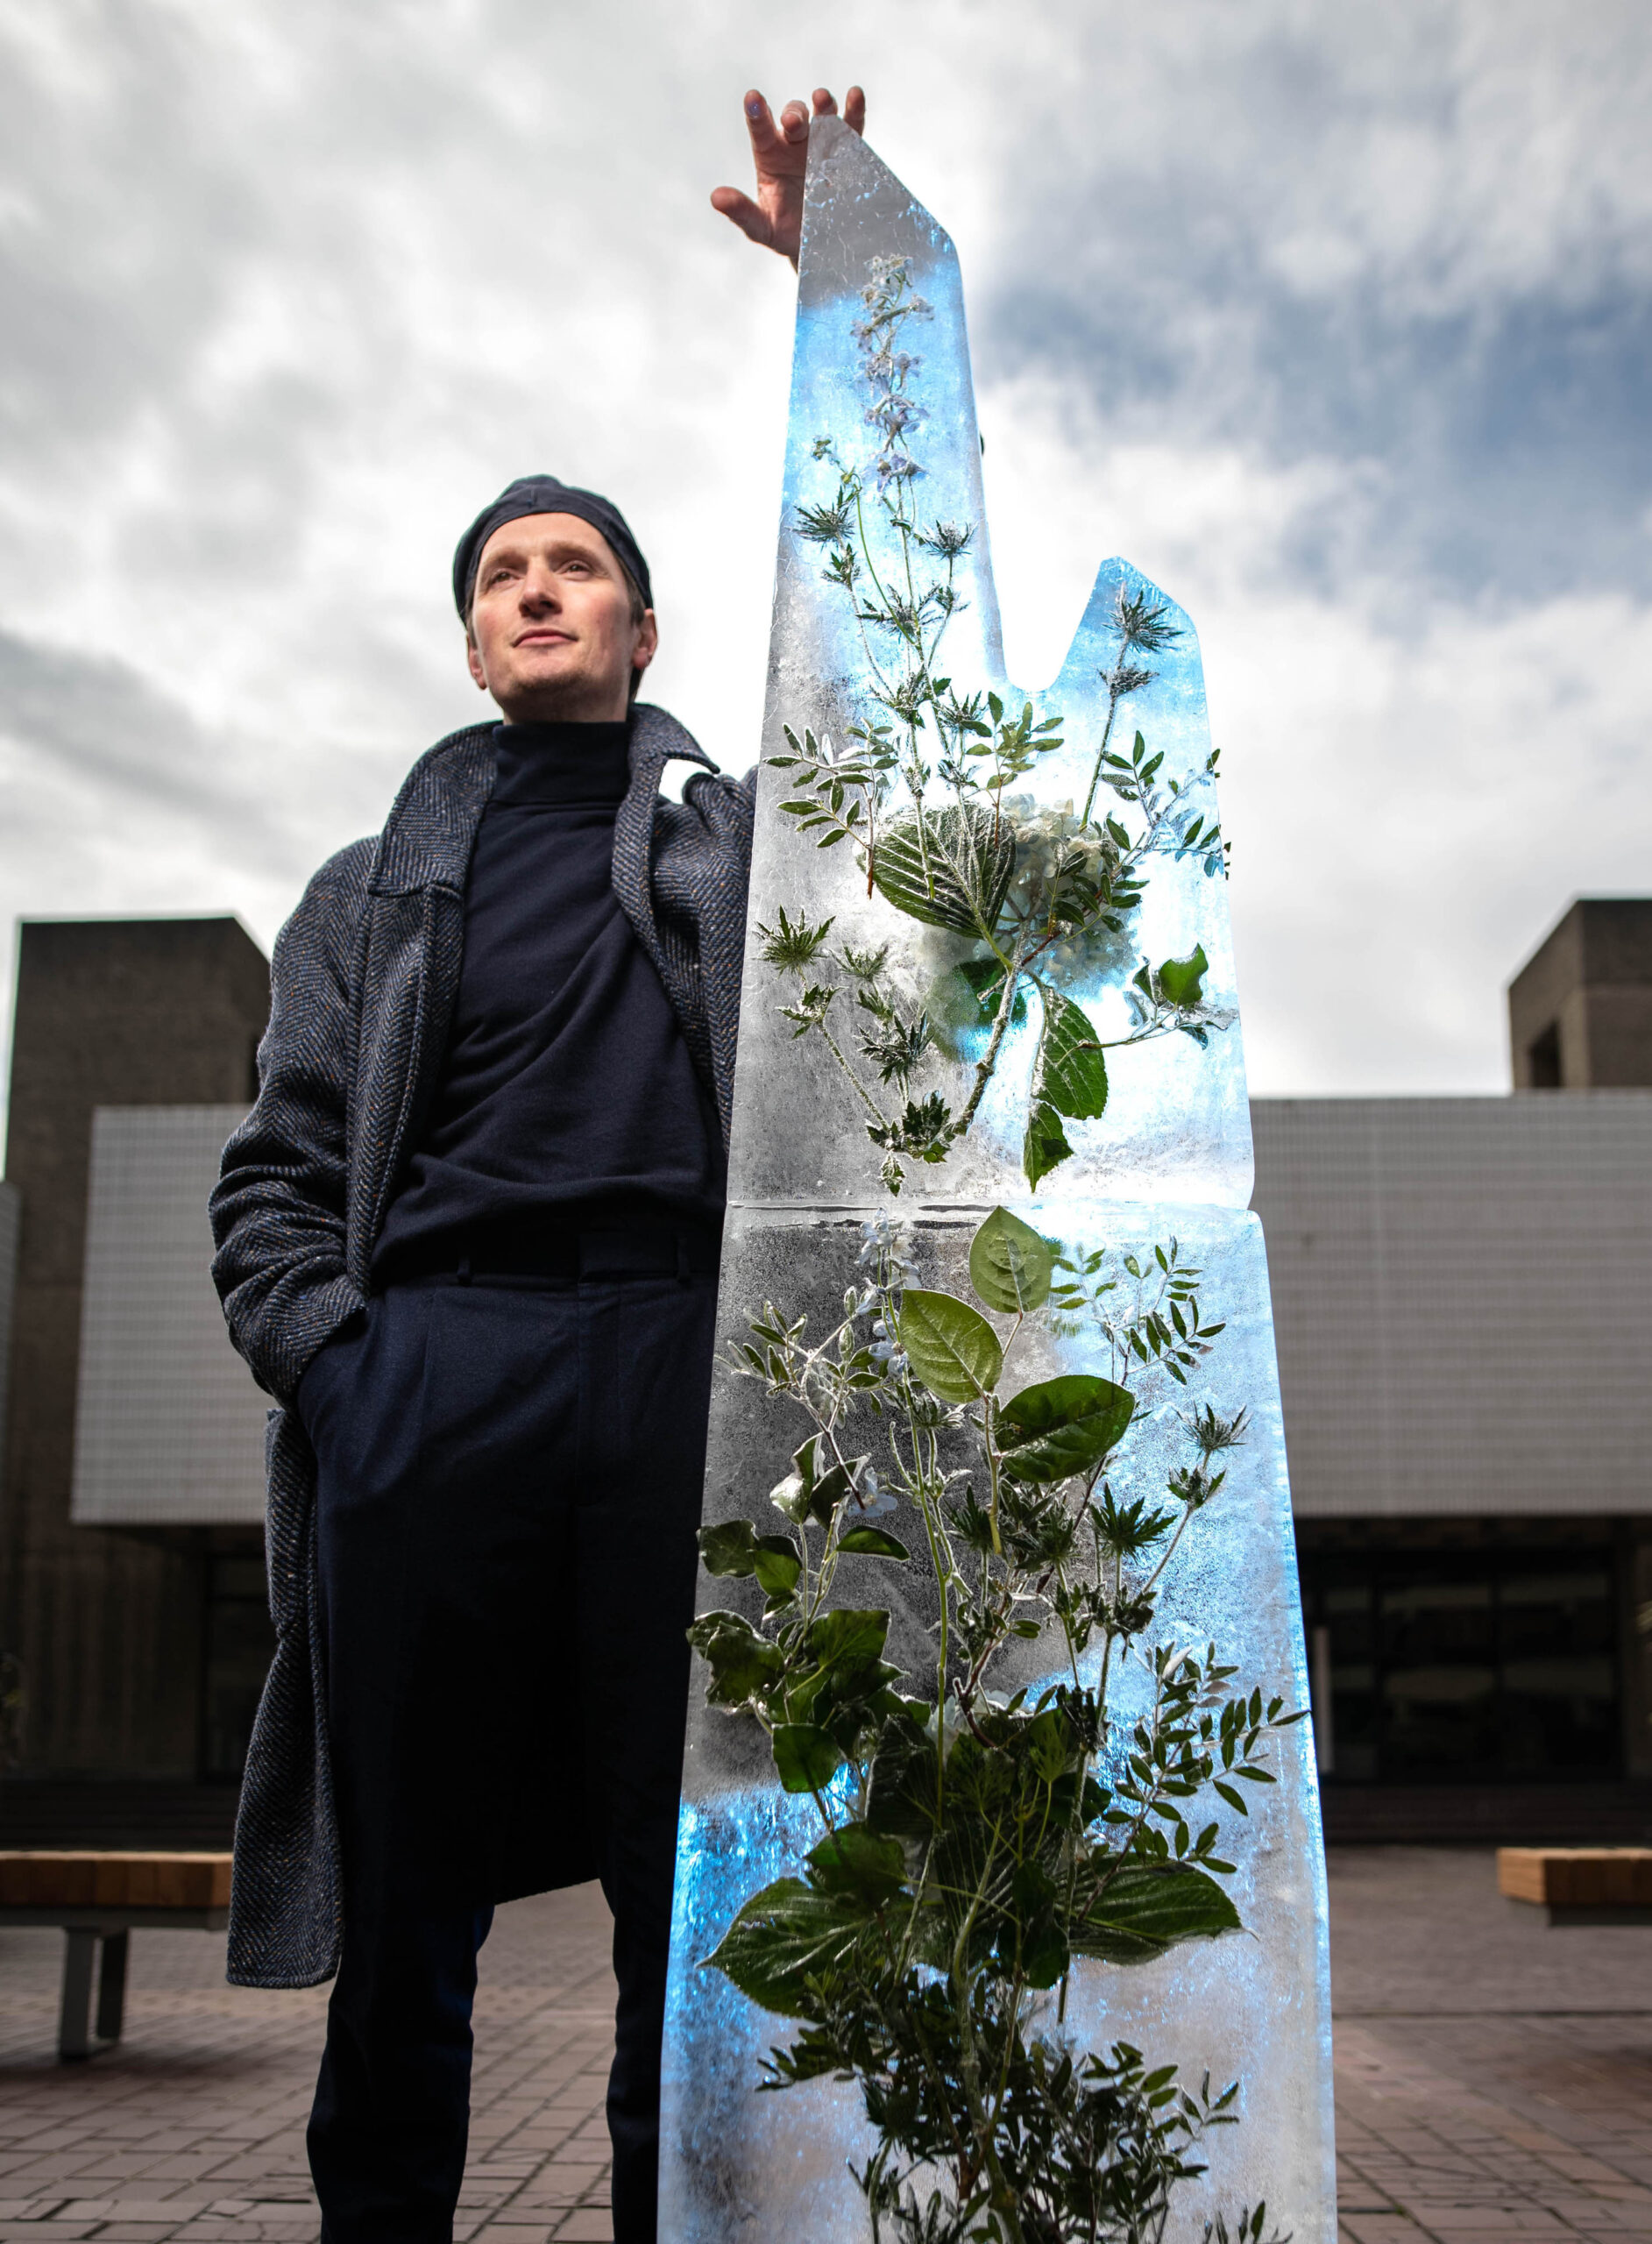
[
  {"x1": 1508, "y1": 898, "x2": 1652, "y2": 1089},
  {"x1": 0, "y1": 919, "x2": 269, "y2": 1778}
]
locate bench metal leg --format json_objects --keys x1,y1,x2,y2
[
  {"x1": 58, "y1": 1928, "x2": 97, "y2": 2061},
  {"x1": 57, "y1": 1927, "x2": 128, "y2": 2060},
  {"x1": 96, "y1": 1929, "x2": 128, "y2": 2042}
]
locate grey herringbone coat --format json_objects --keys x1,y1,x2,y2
[{"x1": 209, "y1": 704, "x2": 753, "y2": 1989}]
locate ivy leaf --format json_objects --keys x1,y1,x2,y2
[
  {"x1": 686, "y1": 1611, "x2": 783, "y2": 1709},
  {"x1": 897, "y1": 1289, "x2": 1003, "y2": 1402},
  {"x1": 1069, "y1": 1864, "x2": 1241, "y2": 1964},
  {"x1": 998, "y1": 1375, "x2": 1136, "y2": 1485},
  {"x1": 752, "y1": 1535, "x2": 802, "y2": 1598},
  {"x1": 837, "y1": 1524, "x2": 911, "y2": 1560},
  {"x1": 1023, "y1": 1099, "x2": 1074, "y2": 1190},
  {"x1": 969, "y1": 1206, "x2": 1053, "y2": 1315},
  {"x1": 772, "y1": 1723, "x2": 845, "y2": 1795},
  {"x1": 873, "y1": 806, "x2": 1015, "y2": 937},
  {"x1": 698, "y1": 1521, "x2": 758, "y2": 1578},
  {"x1": 1156, "y1": 944, "x2": 1209, "y2": 1008}
]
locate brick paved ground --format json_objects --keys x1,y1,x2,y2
[{"x1": 0, "y1": 1848, "x2": 1648, "y2": 2241}]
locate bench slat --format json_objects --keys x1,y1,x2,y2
[
  {"x1": 0, "y1": 1850, "x2": 233, "y2": 1911},
  {"x1": 1498, "y1": 1847, "x2": 1652, "y2": 1909}
]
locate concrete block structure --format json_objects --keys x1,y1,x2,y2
[{"x1": 0, "y1": 920, "x2": 268, "y2": 1810}]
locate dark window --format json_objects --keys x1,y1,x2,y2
[
  {"x1": 1300, "y1": 1537, "x2": 1620, "y2": 1784},
  {"x1": 200, "y1": 1552, "x2": 276, "y2": 1781},
  {"x1": 1528, "y1": 1022, "x2": 1562, "y2": 1088}
]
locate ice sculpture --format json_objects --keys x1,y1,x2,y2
[{"x1": 661, "y1": 118, "x2": 1335, "y2": 2244}]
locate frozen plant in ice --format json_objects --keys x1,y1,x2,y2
[
  {"x1": 691, "y1": 1206, "x2": 1302, "y2": 2244},
  {"x1": 765, "y1": 256, "x2": 1235, "y2": 1193}
]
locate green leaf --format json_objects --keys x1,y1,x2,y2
[
  {"x1": 698, "y1": 1521, "x2": 758, "y2": 1578},
  {"x1": 686, "y1": 1611, "x2": 783, "y2": 1708},
  {"x1": 897, "y1": 1289, "x2": 1003, "y2": 1402},
  {"x1": 954, "y1": 954, "x2": 1027, "y2": 1029},
  {"x1": 873, "y1": 806, "x2": 1015, "y2": 937},
  {"x1": 1070, "y1": 1864, "x2": 1241, "y2": 1964},
  {"x1": 1023, "y1": 1098, "x2": 1074, "y2": 1189},
  {"x1": 751, "y1": 1535, "x2": 802, "y2": 1598},
  {"x1": 969, "y1": 1206, "x2": 1053, "y2": 1314},
  {"x1": 1036, "y1": 989, "x2": 1110, "y2": 1121},
  {"x1": 865, "y1": 1716, "x2": 940, "y2": 1840},
  {"x1": 771, "y1": 1434, "x2": 870, "y2": 1526},
  {"x1": 703, "y1": 1877, "x2": 864, "y2": 2019},
  {"x1": 771, "y1": 1723, "x2": 845, "y2": 1794},
  {"x1": 837, "y1": 1524, "x2": 911, "y2": 1560},
  {"x1": 1156, "y1": 944, "x2": 1209, "y2": 1008},
  {"x1": 805, "y1": 1822, "x2": 906, "y2": 1908},
  {"x1": 805, "y1": 1606, "x2": 890, "y2": 1675}
]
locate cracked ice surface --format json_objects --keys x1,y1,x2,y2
[{"x1": 662, "y1": 117, "x2": 1334, "y2": 2244}]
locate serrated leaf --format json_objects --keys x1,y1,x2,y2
[
  {"x1": 1070, "y1": 1864, "x2": 1241, "y2": 1964},
  {"x1": 873, "y1": 805, "x2": 1015, "y2": 936},
  {"x1": 703, "y1": 1877, "x2": 865, "y2": 2019},
  {"x1": 1035, "y1": 989, "x2": 1110, "y2": 1120},
  {"x1": 1023, "y1": 1098, "x2": 1073, "y2": 1189}
]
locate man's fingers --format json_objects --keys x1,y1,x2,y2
[
  {"x1": 741, "y1": 89, "x2": 780, "y2": 156},
  {"x1": 812, "y1": 88, "x2": 839, "y2": 117},
  {"x1": 710, "y1": 185, "x2": 773, "y2": 248},
  {"x1": 778, "y1": 98, "x2": 810, "y2": 143},
  {"x1": 844, "y1": 84, "x2": 866, "y2": 135}
]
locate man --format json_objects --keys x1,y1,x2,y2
[{"x1": 209, "y1": 84, "x2": 866, "y2": 2244}]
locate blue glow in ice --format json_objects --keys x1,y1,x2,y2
[{"x1": 661, "y1": 117, "x2": 1335, "y2": 2244}]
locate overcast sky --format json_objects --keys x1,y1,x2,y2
[{"x1": 1, "y1": 0, "x2": 1648, "y2": 1115}]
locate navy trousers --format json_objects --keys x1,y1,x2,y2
[{"x1": 297, "y1": 1266, "x2": 718, "y2": 2244}]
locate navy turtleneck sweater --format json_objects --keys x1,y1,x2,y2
[{"x1": 372, "y1": 719, "x2": 726, "y2": 1279}]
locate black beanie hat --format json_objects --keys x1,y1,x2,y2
[{"x1": 452, "y1": 475, "x2": 652, "y2": 619}]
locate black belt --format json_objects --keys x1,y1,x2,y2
[{"x1": 386, "y1": 1219, "x2": 722, "y2": 1289}]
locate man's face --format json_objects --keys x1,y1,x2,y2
[{"x1": 465, "y1": 512, "x2": 657, "y2": 723}]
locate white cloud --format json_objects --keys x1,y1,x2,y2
[{"x1": 0, "y1": 0, "x2": 1647, "y2": 1125}]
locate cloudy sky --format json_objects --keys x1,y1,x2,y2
[{"x1": 1, "y1": 0, "x2": 1648, "y2": 1114}]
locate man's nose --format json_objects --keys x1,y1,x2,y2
[{"x1": 519, "y1": 566, "x2": 562, "y2": 610}]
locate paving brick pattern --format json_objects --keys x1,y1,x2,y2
[{"x1": 0, "y1": 1848, "x2": 1648, "y2": 2241}]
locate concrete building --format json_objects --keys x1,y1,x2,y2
[
  {"x1": 0, "y1": 898, "x2": 1648, "y2": 1844},
  {"x1": 0, "y1": 920, "x2": 268, "y2": 1842}
]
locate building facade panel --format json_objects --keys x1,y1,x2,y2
[
  {"x1": 1251, "y1": 1094, "x2": 1652, "y2": 1516},
  {"x1": 72, "y1": 1105, "x2": 266, "y2": 1528}
]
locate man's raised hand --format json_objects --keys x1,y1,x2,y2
[{"x1": 712, "y1": 86, "x2": 867, "y2": 268}]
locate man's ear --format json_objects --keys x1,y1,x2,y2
[
  {"x1": 465, "y1": 628, "x2": 488, "y2": 692},
  {"x1": 633, "y1": 609, "x2": 659, "y2": 678}
]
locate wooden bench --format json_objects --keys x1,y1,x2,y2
[
  {"x1": 1497, "y1": 1846, "x2": 1652, "y2": 1926},
  {"x1": 0, "y1": 1850, "x2": 232, "y2": 2059}
]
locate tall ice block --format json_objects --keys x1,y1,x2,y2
[{"x1": 662, "y1": 117, "x2": 1335, "y2": 2243}]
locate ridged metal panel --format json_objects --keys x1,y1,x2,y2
[
  {"x1": 71, "y1": 1106, "x2": 265, "y2": 1526},
  {"x1": 1251, "y1": 1093, "x2": 1652, "y2": 1516}
]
